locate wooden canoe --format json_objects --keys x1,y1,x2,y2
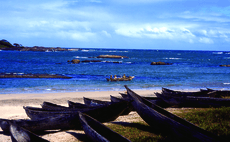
[
  {"x1": 156, "y1": 92, "x2": 230, "y2": 108},
  {"x1": 206, "y1": 90, "x2": 230, "y2": 98},
  {"x1": 120, "y1": 92, "x2": 170, "y2": 108},
  {"x1": 23, "y1": 106, "x2": 89, "y2": 120},
  {"x1": 0, "y1": 114, "x2": 82, "y2": 133},
  {"x1": 24, "y1": 101, "x2": 128, "y2": 123},
  {"x1": 124, "y1": 85, "x2": 225, "y2": 142},
  {"x1": 41, "y1": 101, "x2": 70, "y2": 110},
  {"x1": 1, "y1": 101, "x2": 128, "y2": 133},
  {"x1": 110, "y1": 95, "x2": 132, "y2": 115},
  {"x1": 162, "y1": 88, "x2": 215, "y2": 97},
  {"x1": 9, "y1": 121, "x2": 49, "y2": 142},
  {"x1": 79, "y1": 112, "x2": 131, "y2": 142},
  {"x1": 83, "y1": 97, "x2": 112, "y2": 106},
  {"x1": 68, "y1": 100, "x2": 95, "y2": 109},
  {"x1": 42, "y1": 101, "x2": 96, "y2": 110}
]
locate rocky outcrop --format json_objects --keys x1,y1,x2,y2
[
  {"x1": 220, "y1": 65, "x2": 230, "y2": 67},
  {"x1": 0, "y1": 73, "x2": 72, "y2": 79},
  {"x1": 68, "y1": 59, "x2": 123, "y2": 64},
  {"x1": 150, "y1": 61, "x2": 173, "y2": 65},
  {"x1": 96, "y1": 55, "x2": 129, "y2": 59},
  {"x1": 81, "y1": 60, "x2": 102, "y2": 63},
  {"x1": 0, "y1": 39, "x2": 81, "y2": 52},
  {"x1": 69, "y1": 59, "x2": 80, "y2": 64}
]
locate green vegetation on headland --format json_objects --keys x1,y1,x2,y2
[
  {"x1": 107, "y1": 107, "x2": 230, "y2": 142},
  {"x1": 0, "y1": 39, "x2": 81, "y2": 52}
]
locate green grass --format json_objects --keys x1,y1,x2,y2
[
  {"x1": 107, "y1": 121, "x2": 167, "y2": 142},
  {"x1": 107, "y1": 107, "x2": 230, "y2": 141},
  {"x1": 175, "y1": 107, "x2": 230, "y2": 138}
]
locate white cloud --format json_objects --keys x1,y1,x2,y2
[
  {"x1": 1, "y1": 0, "x2": 230, "y2": 50},
  {"x1": 179, "y1": 10, "x2": 230, "y2": 23},
  {"x1": 110, "y1": 0, "x2": 179, "y2": 4},
  {"x1": 102, "y1": 30, "x2": 111, "y2": 37},
  {"x1": 57, "y1": 31, "x2": 97, "y2": 41},
  {"x1": 199, "y1": 37, "x2": 214, "y2": 44},
  {"x1": 114, "y1": 23, "x2": 196, "y2": 43}
]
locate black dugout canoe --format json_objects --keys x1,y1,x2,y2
[
  {"x1": 110, "y1": 95, "x2": 132, "y2": 115},
  {"x1": 24, "y1": 101, "x2": 128, "y2": 122},
  {"x1": 68, "y1": 100, "x2": 95, "y2": 109},
  {"x1": 41, "y1": 101, "x2": 69, "y2": 110},
  {"x1": 124, "y1": 85, "x2": 226, "y2": 142},
  {"x1": 162, "y1": 88, "x2": 216, "y2": 97},
  {"x1": 79, "y1": 112, "x2": 131, "y2": 142},
  {"x1": 9, "y1": 121, "x2": 49, "y2": 142},
  {"x1": 155, "y1": 92, "x2": 230, "y2": 108},
  {"x1": 83, "y1": 97, "x2": 112, "y2": 106},
  {"x1": 1, "y1": 114, "x2": 81, "y2": 133}
]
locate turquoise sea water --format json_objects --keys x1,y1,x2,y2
[{"x1": 0, "y1": 49, "x2": 230, "y2": 94}]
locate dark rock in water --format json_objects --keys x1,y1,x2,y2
[
  {"x1": 106, "y1": 61, "x2": 122, "y2": 64},
  {"x1": 97, "y1": 55, "x2": 129, "y2": 59},
  {"x1": 220, "y1": 65, "x2": 230, "y2": 67},
  {"x1": 0, "y1": 73, "x2": 72, "y2": 79},
  {"x1": 150, "y1": 61, "x2": 173, "y2": 65},
  {"x1": 81, "y1": 60, "x2": 102, "y2": 63},
  {"x1": 68, "y1": 59, "x2": 123, "y2": 64},
  {"x1": 70, "y1": 59, "x2": 80, "y2": 64}
]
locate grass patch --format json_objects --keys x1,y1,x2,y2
[
  {"x1": 175, "y1": 107, "x2": 230, "y2": 139},
  {"x1": 107, "y1": 121, "x2": 167, "y2": 142},
  {"x1": 107, "y1": 107, "x2": 230, "y2": 141}
]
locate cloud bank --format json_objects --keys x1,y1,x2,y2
[{"x1": 0, "y1": 0, "x2": 230, "y2": 50}]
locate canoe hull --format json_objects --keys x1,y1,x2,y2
[
  {"x1": 79, "y1": 112, "x2": 131, "y2": 142},
  {"x1": 156, "y1": 92, "x2": 230, "y2": 108},
  {"x1": 125, "y1": 85, "x2": 224, "y2": 142}
]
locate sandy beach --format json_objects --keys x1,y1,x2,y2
[{"x1": 0, "y1": 89, "x2": 159, "y2": 141}]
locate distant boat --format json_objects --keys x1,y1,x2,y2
[{"x1": 106, "y1": 76, "x2": 134, "y2": 82}]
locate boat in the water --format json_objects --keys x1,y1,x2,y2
[
  {"x1": 79, "y1": 112, "x2": 131, "y2": 142},
  {"x1": 124, "y1": 85, "x2": 225, "y2": 142},
  {"x1": 106, "y1": 76, "x2": 134, "y2": 82}
]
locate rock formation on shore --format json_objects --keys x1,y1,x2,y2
[
  {"x1": 68, "y1": 59, "x2": 122, "y2": 64},
  {"x1": 150, "y1": 61, "x2": 173, "y2": 65},
  {"x1": 0, "y1": 39, "x2": 81, "y2": 52},
  {"x1": 69, "y1": 59, "x2": 81, "y2": 64},
  {"x1": 220, "y1": 65, "x2": 230, "y2": 67},
  {"x1": 96, "y1": 55, "x2": 129, "y2": 59},
  {"x1": 0, "y1": 73, "x2": 72, "y2": 79}
]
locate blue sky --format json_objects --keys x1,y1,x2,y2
[{"x1": 0, "y1": 0, "x2": 230, "y2": 51}]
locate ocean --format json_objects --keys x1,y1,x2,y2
[{"x1": 0, "y1": 48, "x2": 230, "y2": 94}]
